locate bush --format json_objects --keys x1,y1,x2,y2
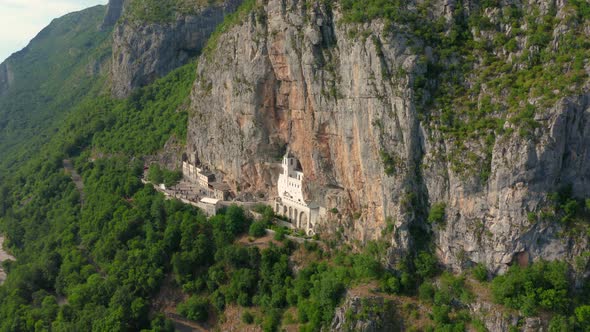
[
  {"x1": 147, "y1": 164, "x2": 164, "y2": 184},
  {"x1": 491, "y1": 261, "x2": 570, "y2": 316},
  {"x1": 274, "y1": 227, "x2": 287, "y2": 241},
  {"x1": 379, "y1": 150, "x2": 397, "y2": 176},
  {"x1": 575, "y1": 305, "x2": 590, "y2": 330},
  {"x1": 147, "y1": 164, "x2": 182, "y2": 187},
  {"x1": 418, "y1": 282, "x2": 435, "y2": 302},
  {"x1": 428, "y1": 203, "x2": 447, "y2": 224},
  {"x1": 548, "y1": 315, "x2": 571, "y2": 332},
  {"x1": 383, "y1": 276, "x2": 401, "y2": 294},
  {"x1": 177, "y1": 296, "x2": 209, "y2": 322},
  {"x1": 472, "y1": 263, "x2": 488, "y2": 282},
  {"x1": 414, "y1": 252, "x2": 438, "y2": 279},
  {"x1": 262, "y1": 309, "x2": 282, "y2": 332},
  {"x1": 432, "y1": 305, "x2": 451, "y2": 324},
  {"x1": 242, "y1": 311, "x2": 254, "y2": 324},
  {"x1": 249, "y1": 221, "x2": 267, "y2": 238},
  {"x1": 352, "y1": 254, "x2": 383, "y2": 279}
]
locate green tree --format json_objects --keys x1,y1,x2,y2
[{"x1": 178, "y1": 296, "x2": 209, "y2": 322}]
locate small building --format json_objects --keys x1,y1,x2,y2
[
  {"x1": 274, "y1": 149, "x2": 323, "y2": 235},
  {"x1": 182, "y1": 161, "x2": 200, "y2": 181},
  {"x1": 198, "y1": 170, "x2": 215, "y2": 188},
  {"x1": 197, "y1": 197, "x2": 221, "y2": 217},
  {"x1": 182, "y1": 153, "x2": 233, "y2": 201},
  {"x1": 209, "y1": 182, "x2": 231, "y2": 201}
]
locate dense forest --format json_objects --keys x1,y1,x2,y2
[{"x1": 0, "y1": 0, "x2": 589, "y2": 331}]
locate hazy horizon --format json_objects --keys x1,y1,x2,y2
[{"x1": 0, "y1": 0, "x2": 109, "y2": 63}]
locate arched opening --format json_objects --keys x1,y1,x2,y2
[
  {"x1": 299, "y1": 211, "x2": 306, "y2": 229},
  {"x1": 293, "y1": 208, "x2": 298, "y2": 225},
  {"x1": 288, "y1": 207, "x2": 292, "y2": 220},
  {"x1": 283, "y1": 205, "x2": 287, "y2": 217}
]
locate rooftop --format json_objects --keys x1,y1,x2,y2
[
  {"x1": 200, "y1": 197, "x2": 220, "y2": 205},
  {"x1": 210, "y1": 182, "x2": 231, "y2": 191}
]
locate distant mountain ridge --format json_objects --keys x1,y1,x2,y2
[{"x1": 0, "y1": 5, "x2": 111, "y2": 174}]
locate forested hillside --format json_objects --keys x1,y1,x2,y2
[
  {"x1": 0, "y1": 0, "x2": 589, "y2": 331},
  {"x1": 0, "y1": 6, "x2": 111, "y2": 176}
]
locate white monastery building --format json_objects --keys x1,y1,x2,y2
[
  {"x1": 182, "y1": 153, "x2": 231, "y2": 201},
  {"x1": 274, "y1": 150, "x2": 323, "y2": 235}
]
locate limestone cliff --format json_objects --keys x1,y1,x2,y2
[
  {"x1": 110, "y1": 0, "x2": 244, "y2": 97},
  {"x1": 331, "y1": 295, "x2": 401, "y2": 332},
  {"x1": 188, "y1": 0, "x2": 418, "y2": 250},
  {"x1": 329, "y1": 289, "x2": 550, "y2": 332},
  {"x1": 186, "y1": 0, "x2": 590, "y2": 276},
  {"x1": 0, "y1": 62, "x2": 12, "y2": 97},
  {"x1": 100, "y1": 0, "x2": 126, "y2": 30}
]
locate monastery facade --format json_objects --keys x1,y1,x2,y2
[
  {"x1": 182, "y1": 154, "x2": 231, "y2": 201},
  {"x1": 274, "y1": 150, "x2": 324, "y2": 235}
]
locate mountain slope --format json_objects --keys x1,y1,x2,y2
[
  {"x1": 0, "y1": 0, "x2": 588, "y2": 331},
  {"x1": 0, "y1": 5, "x2": 112, "y2": 175},
  {"x1": 110, "y1": 0, "x2": 245, "y2": 97}
]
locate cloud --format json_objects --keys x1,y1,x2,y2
[{"x1": 0, "y1": 0, "x2": 108, "y2": 62}]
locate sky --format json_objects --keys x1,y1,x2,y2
[{"x1": 0, "y1": 0, "x2": 108, "y2": 63}]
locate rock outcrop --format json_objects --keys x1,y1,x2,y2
[
  {"x1": 0, "y1": 62, "x2": 13, "y2": 96},
  {"x1": 100, "y1": 0, "x2": 126, "y2": 30},
  {"x1": 330, "y1": 291, "x2": 547, "y2": 332},
  {"x1": 110, "y1": 0, "x2": 244, "y2": 98},
  {"x1": 469, "y1": 300, "x2": 549, "y2": 332},
  {"x1": 431, "y1": 95, "x2": 590, "y2": 274},
  {"x1": 186, "y1": 0, "x2": 590, "y2": 277},
  {"x1": 331, "y1": 295, "x2": 400, "y2": 332}
]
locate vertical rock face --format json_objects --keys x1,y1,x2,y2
[
  {"x1": 110, "y1": 0, "x2": 244, "y2": 98},
  {"x1": 189, "y1": 0, "x2": 426, "y2": 253},
  {"x1": 0, "y1": 62, "x2": 12, "y2": 96},
  {"x1": 187, "y1": 0, "x2": 590, "y2": 274},
  {"x1": 100, "y1": 0, "x2": 126, "y2": 30},
  {"x1": 431, "y1": 95, "x2": 590, "y2": 273}
]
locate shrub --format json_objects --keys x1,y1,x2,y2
[
  {"x1": 242, "y1": 311, "x2": 254, "y2": 324},
  {"x1": 147, "y1": 164, "x2": 164, "y2": 184},
  {"x1": 491, "y1": 261, "x2": 570, "y2": 316},
  {"x1": 262, "y1": 309, "x2": 282, "y2": 332},
  {"x1": 379, "y1": 150, "x2": 397, "y2": 176},
  {"x1": 472, "y1": 263, "x2": 488, "y2": 282},
  {"x1": 414, "y1": 252, "x2": 438, "y2": 279},
  {"x1": 274, "y1": 227, "x2": 287, "y2": 241},
  {"x1": 352, "y1": 254, "x2": 383, "y2": 279},
  {"x1": 303, "y1": 241, "x2": 318, "y2": 252},
  {"x1": 147, "y1": 164, "x2": 182, "y2": 187},
  {"x1": 432, "y1": 305, "x2": 451, "y2": 324},
  {"x1": 419, "y1": 282, "x2": 435, "y2": 302},
  {"x1": 575, "y1": 305, "x2": 590, "y2": 330},
  {"x1": 548, "y1": 315, "x2": 571, "y2": 332},
  {"x1": 249, "y1": 221, "x2": 267, "y2": 238},
  {"x1": 177, "y1": 296, "x2": 209, "y2": 322},
  {"x1": 428, "y1": 203, "x2": 447, "y2": 224},
  {"x1": 383, "y1": 276, "x2": 401, "y2": 294}
]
